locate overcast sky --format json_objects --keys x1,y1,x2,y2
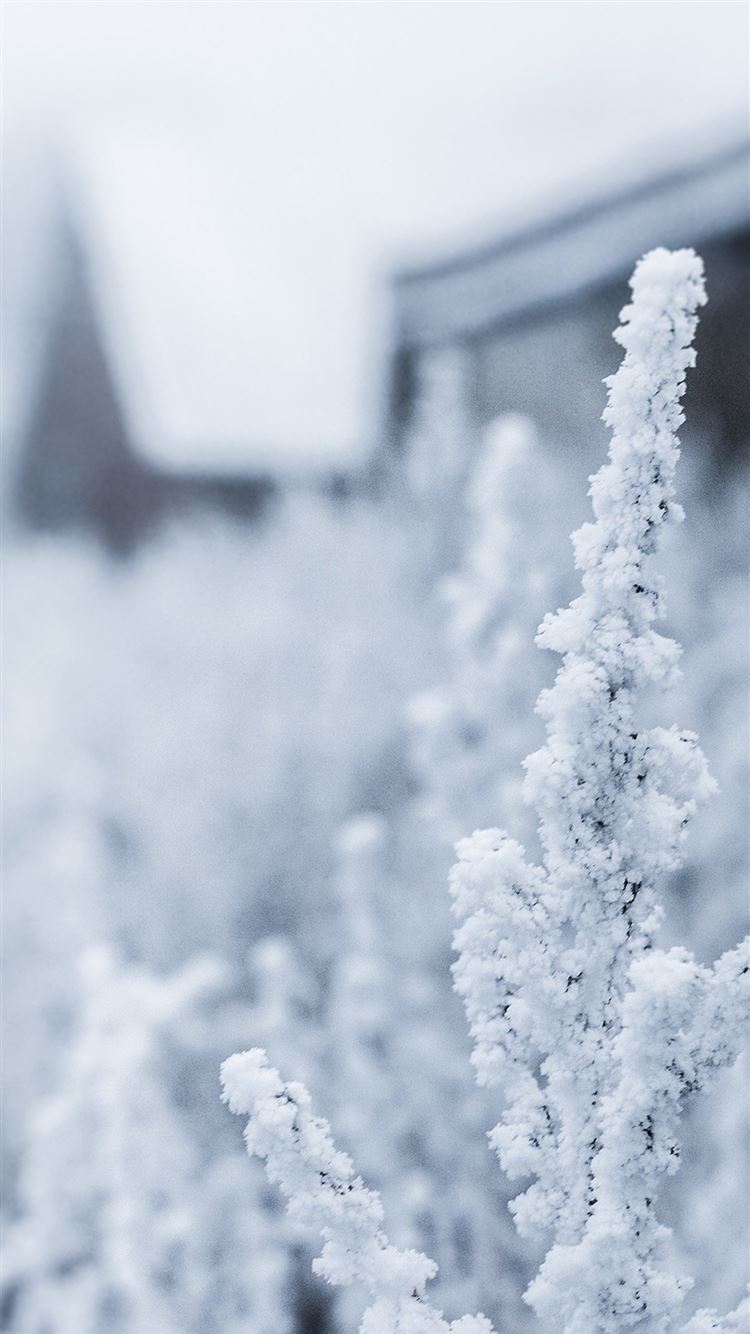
[{"x1": 3, "y1": 2, "x2": 748, "y2": 462}]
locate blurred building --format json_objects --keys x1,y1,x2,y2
[
  {"x1": 15, "y1": 220, "x2": 281, "y2": 553},
  {"x1": 8, "y1": 136, "x2": 748, "y2": 552},
  {"x1": 387, "y1": 138, "x2": 749, "y2": 474},
  {"x1": 7, "y1": 160, "x2": 356, "y2": 554}
]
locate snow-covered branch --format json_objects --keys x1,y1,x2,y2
[
  {"x1": 451, "y1": 248, "x2": 749, "y2": 1330},
  {"x1": 220, "y1": 1049, "x2": 495, "y2": 1334},
  {"x1": 528, "y1": 941, "x2": 750, "y2": 1332}
]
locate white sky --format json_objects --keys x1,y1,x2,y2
[{"x1": 3, "y1": 2, "x2": 748, "y2": 466}]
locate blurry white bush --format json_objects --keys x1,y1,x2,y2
[
  {"x1": 2, "y1": 947, "x2": 291, "y2": 1334},
  {"x1": 407, "y1": 411, "x2": 565, "y2": 849},
  {"x1": 223, "y1": 250, "x2": 749, "y2": 1333}
]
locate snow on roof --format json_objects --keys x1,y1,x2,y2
[
  {"x1": 72, "y1": 126, "x2": 750, "y2": 477},
  {"x1": 3, "y1": 3, "x2": 747, "y2": 477},
  {"x1": 14, "y1": 126, "x2": 746, "y2": 484},
  {"x1": 70, "y1": 129, "x2": 375, "y2": 476},
  {"x1": 392, "y1": 137, "x2": 749, "y2": 348}
]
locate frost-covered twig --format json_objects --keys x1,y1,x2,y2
[
  {"x1": 527, "y1": 940, "x2": 749, "y2": 1332},
  {"x1": 451, "y1": 248, "x2": 749, "y2": 1331},
  {"x1": 220, "y1": 1049, "x2": 495, "y2": 1334}
]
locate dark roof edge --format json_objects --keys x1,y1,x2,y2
[{"x1": 393, "y1": 138, "x2": 749, "y2": 289}]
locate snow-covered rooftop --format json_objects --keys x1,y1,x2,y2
[
  {"x1": 392, "y1": 138, "x2": 749, "y2": 347},
  {"x1": 3, "y1": 3, "x2": 747, "y2": 473},
  {"x1": 69, "y1": 129, "x2": 374, "y2": 475}
]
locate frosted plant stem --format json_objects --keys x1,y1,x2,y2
[
  {"x1": 221, "y1": 1049, "x2": 496, "y2": 1334},
  {"x1": 450, "y1": 248, "x2": 749, "y2": 1333}
]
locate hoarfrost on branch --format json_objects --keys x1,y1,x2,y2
[{"x1": 450, "y1": 248, "x2": 749, "y2": 1332}]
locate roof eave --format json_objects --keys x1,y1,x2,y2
[{"x1": 392, "y1": 138, "x2": 749, "y2": 349}]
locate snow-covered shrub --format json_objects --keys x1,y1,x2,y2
[
  {"x1": 323, "y1": 815, "x2": 515, "y2": 1329},
  {"x1": 244, "y1": 932, "x2": 331, "y2": 1330},
  {"x1": 221, "y1": 1048, "x2": 495, "y2": 1334},
  {"x1": 2, "y1": 494, "x2": 438, "y2": 1334},
  {"x1": 327, "y1": 816, "x2": 395, "y2": 1179},
  {"x1": 1, "y1": 494, "x2": 432, "y2": 1210},
  {"x1": 397, "y1": 413, "x2": 568, "y2": 1326},
  {"x1": 248, "y1": 934, "x2": 319, "y2": 1088},
  {"x1": 3, "y1": 947, "x2": 292, "y2": 1334},
  {"x1": 450, "y1": 248, "x2": 749, "y2": 1332},
  {"x1": 1, "y1": 545, "x2": 113, "y2": 1181},
  {"x1": 324, "y1": 814, "x2": 411, "y2": 1332},
  {"x1": 2, "y1": 494, "x2": 431, "y2": 974},
  {"x1": 407, "y1": 411, "x2": 564, "y2": 849}
]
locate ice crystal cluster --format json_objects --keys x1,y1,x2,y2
[
  {"x1": 451, "y1": 248, "x2": 749, "y2": 1332},
  {"x1": 221, "y1": 1049, "x2": 495, "y2": 1334}
]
